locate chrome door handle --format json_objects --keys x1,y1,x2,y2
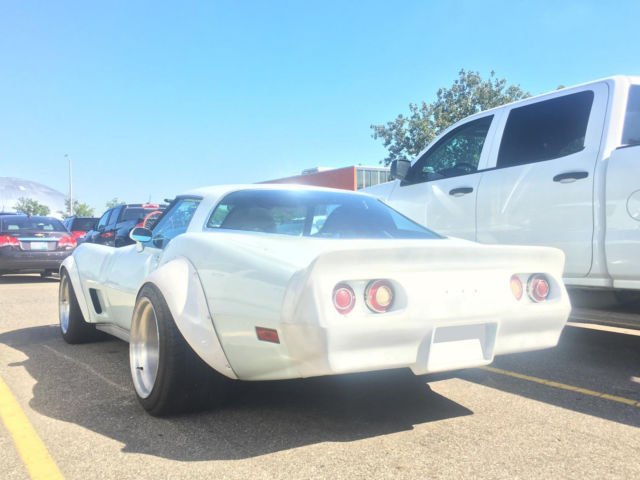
[
  {"x1": 553, "y1": 171, "x2": 588, "y2": 183},
  {"x1": 449, "y1": 187, "x2": 474, "y2": 197}
]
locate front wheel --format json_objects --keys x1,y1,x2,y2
[{"x1": 130, "y1": 284, "x2": 230, "y2": 416}]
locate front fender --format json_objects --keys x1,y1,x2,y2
[
  {"x1": 141, "y1": 257, "x2": 237, "y2": 379},
  {"x1": 60, "y1": 255, "x2": 91, "y2": 322}
]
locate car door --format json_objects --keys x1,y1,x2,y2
[
  {"x1": 384, "y1": 113, "x2": 499, "y2": 240},
  {"x1": 476, "y1": 83, "x2": 609, "y2": 278},
  {"x1": 102, "y1": 206, "x2": 122, "y2": 247},
  {"x1": 101, "y1": 198, "x2": 202, "y2": 329}
]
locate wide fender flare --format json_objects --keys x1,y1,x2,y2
[
  {"x1": 141, "y1": 257, "x2": 237, "y2": 379},
  {"x1": 60, "y1": 255, "x2": 92, "y2": 322}
]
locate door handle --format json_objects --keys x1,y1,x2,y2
[
  {"x1": 449, "y1": 187, "x2": 474, "y2": 197},
  {"x1": 553, "y1": 171, "x2": 588, "y2": 183}
]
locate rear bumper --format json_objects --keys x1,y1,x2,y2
[
  {"x1": 0, "y1": 248, "x2": 72, "y2": 273},
  {"x1": 227, "y1": 301, "x2": 570, "y2": 381}
]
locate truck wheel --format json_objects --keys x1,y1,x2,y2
[
  {"x1": 59, "y1": 270, "x2": 100, "y2": 343},
  {"x1": 129, "y1": 284, "x2": 230, "y2": 416}
]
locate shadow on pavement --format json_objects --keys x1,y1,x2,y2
[
  {"x1": 0, "y1": 274, "x2": 59, "y2": 284},
  {"x1": 448, "y1": 325, "x2": 640, "y2": 428},
  {"x1": 0, "y1": 325, "x2": 472, "y2": 461}
]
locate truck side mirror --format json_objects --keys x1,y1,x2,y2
[{"x1": 390, "y1": 159, "x2": 411, "y2": 180}]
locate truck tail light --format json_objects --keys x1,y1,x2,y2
[
  {"x1": 527, "y1": 274, "x2": 550, "y2": 302},
  {"x1": 365, "y1": 280, "x2": 394, "y2": 313},
  {"x1": 71, "y1": 230, "x2": 86, "y2": 238},
  {"x1": 333, "y1": 283, "x2": 355, "y2": 314},
  {"x1": 58, "y1": 236, "x2": 77, "y2": 249},
  {"x1": 100, "y1": 232, "x2": 114, "y2": 238},
  {"x1": 0, "y1": 235, "x2": 19, "y2": 247},
  {"x1": 510, "y1": 275, "x2": 523, "y2": 300}
]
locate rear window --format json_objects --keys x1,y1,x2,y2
[
  {"x1": 622, "y1": 85, "x2": 640, "y2": 145},
  {"x1": 71, "y1": 218, "x2": 97, "y2": 232},
  {"x1": 497, "y1": 90, "x2": 594, "y2": 168},
  {"x1": 206, "y1": 190, "x2": 442, "y2": 239},
  {"x1": 0, "y1": 216, "x2": 66, "y2": 232},
  {"x1": 121, "y1": 207, "x2": 158, "y2": 222}
]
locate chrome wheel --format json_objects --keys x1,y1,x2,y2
[
  {"x1": 59, "y1": 274, "x2": 70, "y2": 334},
  {"x1": 130, "y1": 297, "x2": 160, "y2": 399}
]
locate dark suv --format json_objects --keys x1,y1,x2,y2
[
  {"x1": 62, "y1": 216, "x2": 99, "y2": 242},
  {"x1": 85, "y1": 204, "x2": 166, "y2": 247}
]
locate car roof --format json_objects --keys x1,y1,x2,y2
[{"x1": 182, "y1": 183, "x2": 371, "y2": 199}]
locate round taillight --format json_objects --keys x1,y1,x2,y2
[
  {"x1": 510, "y1": 275, "x2": 523, "y2": 300},
  {"x1": 333, "y1": 284, "x2": 355, "y2": 314},
  {"x1": 528, "y1": 274, "x2": 550, "y2": 302},
  {"x1": 365, "y1": 280, "x2": 394, "y2": 313}
]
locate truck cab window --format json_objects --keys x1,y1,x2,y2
[
  {"x1": 497, "y1": 90, "x2": 594, "y2": 168},
  {"x1": 403, "y1": 115, "x2": 493, "y2": 185},
  {"x1": 622, "y1": 85, "x2": 640, "y2": 146}
]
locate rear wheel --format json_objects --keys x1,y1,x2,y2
[
  {"x1": 130, "y1": 284, "x2": 230, "y2": 416},
  {"x1": 59, "y1": 270, "x2": 100, "y2": 343}
]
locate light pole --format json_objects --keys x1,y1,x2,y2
[{"x1": 66, "y1": 154, "x2": 73, "y2": 217}]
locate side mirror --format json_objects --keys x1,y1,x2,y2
[
  {"x1": 390, "y1": 159, "x2": 411, "y2": 180},
  {"x1": 130, "y1": 227, "x2": 152, "y2": 243}
]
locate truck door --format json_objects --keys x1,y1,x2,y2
[
  {"x1": 384, "y1": 113, "x2": 498, "y2": 240},
  {"x1": 476, "y1": 83, "x2": 609, "y2": 279}
]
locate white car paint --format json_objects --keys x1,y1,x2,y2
[
  {"x1": 366, "y1": 75, "x2": 640, "y2": 292},
  {"x1": 61, "y1": 184, "x2": 570, "y2": 382}
]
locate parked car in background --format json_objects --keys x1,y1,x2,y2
[
  {"x1": 62, "y1": 216, "x2": 99, "y2": 242},
  {"x1": 59, "y1": 184, "x2": 570, "y2": 416},
  {"x1": 0, "y1": 214, "x2": 77, "y2": 277},
  {"x1": 366, "y1": 75, "x2": 640, "y2": 298},
  {"x1": 85, "y1": 203, "x2": 166, "y2": 247}
]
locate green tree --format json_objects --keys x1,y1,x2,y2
[
  {"x1": 14, "y1": 197, "x2": 51, "y2": 216},
  {"x1": 371, "y1": 69, "x2": 530, "y2": 165},
  {"x1": 59, "y1": 199, "x2": 95, "y2": 218},
  {"x1": 105, "y1": 197, "x2": 126, "y2": 209}
]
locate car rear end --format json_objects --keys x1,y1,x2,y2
[
  {"x1": 0, "y1": 216, "x2": 77, "y2": 275},
  {"x1": 236, "y1": 240, "x2": 570, "y2": 380}
]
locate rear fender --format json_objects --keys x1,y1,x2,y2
[{"x1": 141, "y1": 257, "x2": 237, "y2": 379}]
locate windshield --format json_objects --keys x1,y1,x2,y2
[
  {"x1": 206, "y1": 189, "x2": 442, "y2": 239},
  {"x1": 0, "y1": 216, "x2": 66, "y2": 233}
]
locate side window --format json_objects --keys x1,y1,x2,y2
[
  {"x1": 96, "y1": 209, "x2": 112, "y2": 230},
  {"x1": 404, "y1": 115, "x2": 493, "y2": 185},
  {"x1": 497, "y1": 90, "x2": 594, "y2": 168},
  {"x1": 150, "y1": 198, "x2": 201, "y2": 248},
  {"x1": 108, "y1": 206, "x2": 123, "y2": 226},
  {"x1": 622, "y1": 85, "x2": 640, "y2": 146}
]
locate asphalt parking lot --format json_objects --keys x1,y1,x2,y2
[{"x1": 0, "y1": 276, "x2": 639, "y2": 480}]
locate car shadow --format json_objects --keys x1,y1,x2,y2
[
  {"x1": 0, "y1": 325, "x2": 472, "y2": 461},
  {"x1": 447, "y1": 325, "x2": 640, "y2": 429},
  {"x1": 0, "y1": 274, "x2": 59, "y2": 284}
]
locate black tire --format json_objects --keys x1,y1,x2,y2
[
  {"x1": 130, "y1": 283, "x2": 230, "y2": 416},
  {"x1": 59, "y1": 269, "x2": 101, "y2": 343}
]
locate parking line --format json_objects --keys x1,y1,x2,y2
[
  {"x1": 569, "y1": 315, "x2": 640, "y2": 330},
  {"x1": 479, "y1": 366, "x2": 640, "y2": 407},
  {"x1": 0, "y1": 375, "x2": 64, "y2": 480}
]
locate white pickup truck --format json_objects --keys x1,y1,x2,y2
[{"x1": 366, "y1": 76, "x2": 640, "y2": 294}]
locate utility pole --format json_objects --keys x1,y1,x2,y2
[{"x1": 66, "y1": 154, "x2": 73, "y2": 217}]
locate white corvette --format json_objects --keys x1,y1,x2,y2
[{"x1": 59, "y1": 184, "x2": 571, "y2": 415}]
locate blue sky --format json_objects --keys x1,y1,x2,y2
[{"x1": 1, "y1": 0, "x2": 639, "y2": 213}]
